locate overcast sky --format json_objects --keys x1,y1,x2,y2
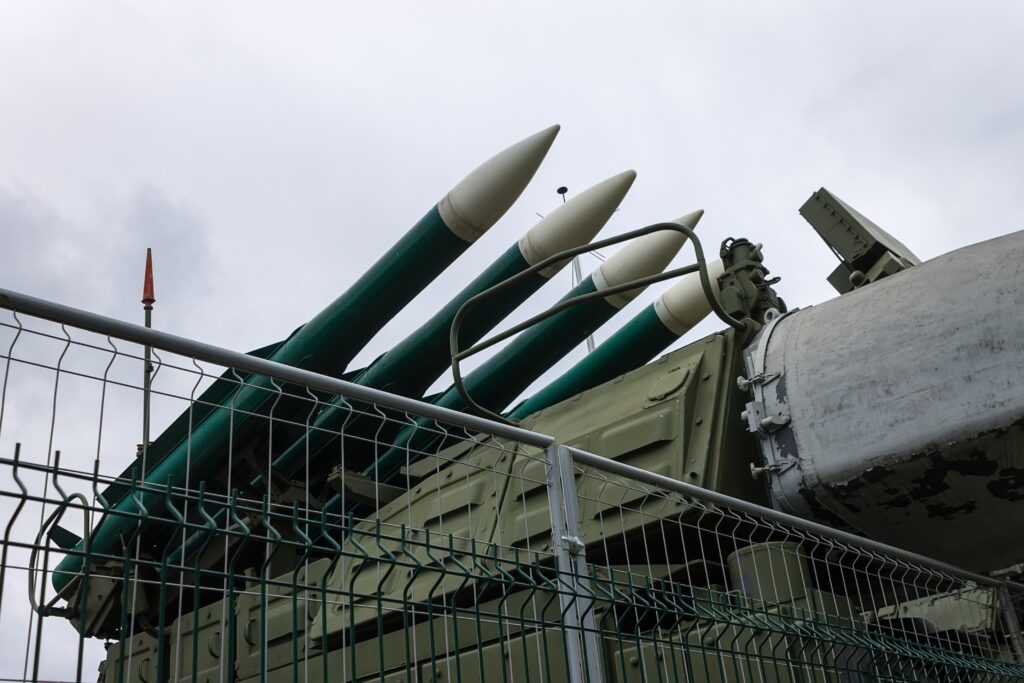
[
  {"x1": 3, "y1": 2, "x2": 1023, "y2": 365},
  {"x1": 2, "y1": 2, "x2": 1023, "y2": 678}
]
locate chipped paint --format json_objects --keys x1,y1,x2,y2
[{"x1": 745, "y1": 229, "x2": 1024, "y2": 571}]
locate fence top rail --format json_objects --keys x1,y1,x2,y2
[
  {"x1": 0, "y1": 286, "x2": 553, "y2": 448},
  {"x1": 2, "y1": 286, "x2": 1018, "y2": 593},
  {"x1": 565, "y1": 445, "x2": 1024, "y2": 592}
]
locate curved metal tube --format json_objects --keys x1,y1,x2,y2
[{"x1": 449, "y1": 223, "x2": 753, "y2": 424}]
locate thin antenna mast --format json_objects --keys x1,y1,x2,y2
[
  {"x1": 141, "y1": 248, "x2": 155, "y2": 466},
  {"x1": 558, "y1": 186, "x2": 595, "y2": 353}
]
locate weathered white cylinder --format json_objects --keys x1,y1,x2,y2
[{"x1": 743, "y1": 229, "x2": 1024, "y2": 571}]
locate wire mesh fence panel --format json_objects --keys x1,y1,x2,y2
[
  {"x1": 3, "y1": 295, "x2": 1024, "y2": 683},
  {"x1": 565, "y1": 446, "x2": 1024, "y2": 683},
  {"x1": 0, "y1": 306, "x2": 594, "y2": 683}
]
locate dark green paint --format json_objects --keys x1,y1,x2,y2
[
  {"x1": 55, "y1": 205, "x2": 471, "y2": 590},
  {"x1": 363, "y1": 275, "x2": 617, "y2": 484},
  {"x1": 509, "y1": 303, "x2": 678, "y2": 420},
  {"x1": 800, "y1": 187, "x2": 919, "y2": 294},
  {"x1": 269, "y1": 244, "x2": 543, "y2": 480}
]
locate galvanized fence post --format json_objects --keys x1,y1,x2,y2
[
  {"x1": 544, "y1": 443, "x2": 604, "y2": 683},
  {"x1": 998, "y1": 585, "x2": 1024, "y2": 664}
]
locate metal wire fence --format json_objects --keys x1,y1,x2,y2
[
  {"x1": 566, "y1": 446, "x2": 1024, "y2": 682},
  {"x1": 1, "y1": 288, "x2": 1023, "y2": 683}
]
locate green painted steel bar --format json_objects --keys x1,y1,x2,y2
[
  {"x1": 362, "y1": 221, "x2": 696, "y2": 485},
  {"x1": 509, "y1": 258, "x2": 722, "y2": 420},
  {"x1": 51, "y1": 125, "x2": 560, "y2": 592},
  {"x1": 268, "y1": 170, "x2": 636, "y2": 480}
]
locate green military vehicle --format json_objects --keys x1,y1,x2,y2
[{"x1": 3, "y1": 127, "x2": 1022, "y2": 681}]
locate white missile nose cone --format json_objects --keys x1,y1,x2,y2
[
  {"x1": 518, "y1": 169, "x2": 637, "y2": 277},
  {"x1": 672, "y1": 209, "x2": 704, "y2": 231},
  {"x1": 439, "y1": 124, "x2": 560, "y2": 243},
  {"x1": 654, "y1": 258, "x2": 725, "y2": 336},
  {"x1": 592, "y1": 221, "x2": 691, "y2": 308}
]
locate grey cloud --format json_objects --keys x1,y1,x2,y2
[
  {"x1": 1, "y1": 183, "x2": 214, "y2": 334},
  {"x1": 1, "y1": 3, "x2": 1023, "y2": 676}
]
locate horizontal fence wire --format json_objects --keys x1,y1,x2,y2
[
  {"x1": 0, "y1": 289, "x2": 1022, "y2": 683},
  {"x1": 566, "y1": 447, "x2": 1024, "y2": 682},
  {"x1": 0, "y1": 304, "x2": 582, "y2": 683}
]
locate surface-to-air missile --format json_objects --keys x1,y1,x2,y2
[
  {"x1": 507, "y1": 256, "x2": 725, "y2": 420},
  {"x1": 32, "y1": 128, "x2": 1024, "y2": 680},
  {"x1": 163, "y1": 170, "x2": 637, "y2": 565},
  {"x1": 53, "y1": 125, "x2": 560, "y2": 591},
  {"x1": 358, "y1": 216, "x2": 696, "y2": 486},
  {"x1": 268, "y1": 169, "x2": 637, "y2": 482}
]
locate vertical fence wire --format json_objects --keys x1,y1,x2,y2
[{"x1": 0, "y1": 294, "x2": 1022, "y2": 683}]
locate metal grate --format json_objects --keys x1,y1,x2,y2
[{"x1": 1, "y1": 288, "x2": 1023, "y2": 682}]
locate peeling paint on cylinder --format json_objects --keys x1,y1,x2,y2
[{"x1": 747, "y1": 228, "x2": 1024, "y2": 571}]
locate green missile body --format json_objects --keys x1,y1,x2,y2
[
  {"x1": 54, "y1": 125, "x2": 560, "y2": 591},
  {"x1": 363, "y1": 218, "x2": 694, "y2": 485},
  {"x1": 510, "y1": 253, "x2": 722, "y2": 421},
  {"x1": 167, "y1": 169, "x2": 637, "y2": 568},
  {"x1": 270, "y1": 170, "x2": 637, "y2": 479}
]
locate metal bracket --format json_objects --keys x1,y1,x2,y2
[
  {"x1": 742, "y1": 400, "x2": 790, "y2": 437},
  {"x1": 561, "y1": 535, "x2": 585, "y2": 556},
  {"x1": 750, "y1": 457, "x2": 798, "y2": 480},
  {"x1": 327, "y1": 466, "x2": 404, "y2": 506},
  {"x1": 736, "y1": 372, "x2": 779, "y2": 392}
]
